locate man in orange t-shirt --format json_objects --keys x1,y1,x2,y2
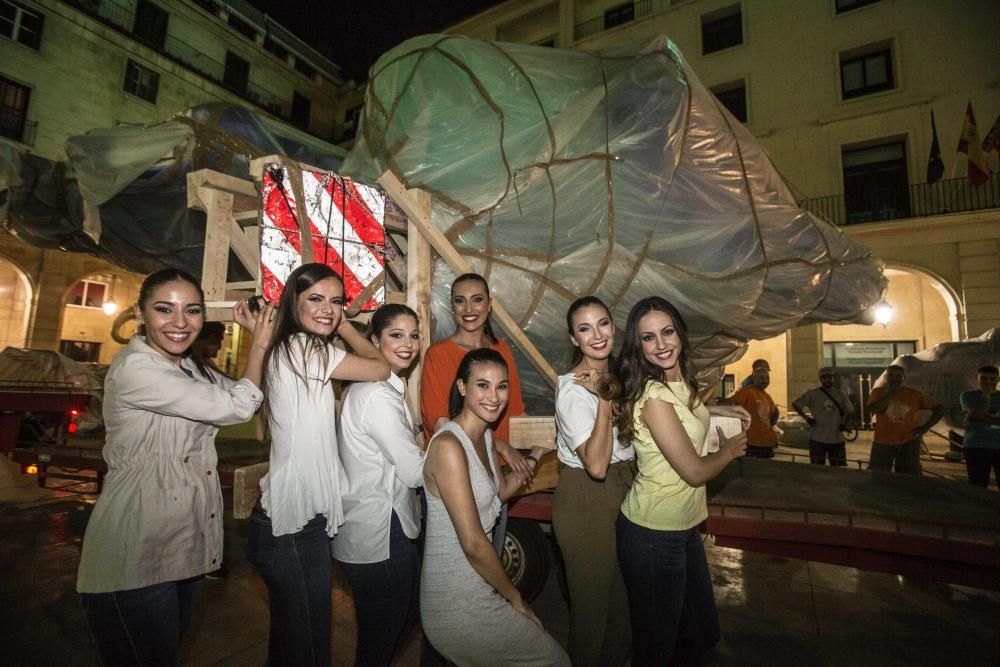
[
  {"x1": 867, "y1": 365, "x2": 944, "y2": 475},
  {"x1": 729, "y1": 364, "x2": 779, "y2": 458}
]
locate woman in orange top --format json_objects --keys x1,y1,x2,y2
[{"x1": 419, "y1": 273, "x2": 532, "y2": 552}]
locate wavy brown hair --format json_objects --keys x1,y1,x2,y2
[{"x1": 613, "y1": 297, "x2": 700, "y2": 445}]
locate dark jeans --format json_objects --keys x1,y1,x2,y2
[
  {"x1": 247, "y1": 510, "x2": 331, "y2": 667},
  {"x1": 745, "y1": 445, "x2": 775, "y2": 459},
  {"x1": 81, "y1": 576, "x2": 203, "y2": 666},
  {"x1": 338, "y1": 512, "x2": 420, "y2": 667},
  {"x1": 809, "y1": 440, "x2": 847, "y2": 466},
  {"x1": 964, "y1": 448, "x2": 1000, "y2": 488},
  {"x1": 870, "y1": 440, "x2": 922, "y2": 475},
  {"x1": 616, "y1": 513, "x2": 720, "y2": 666}
]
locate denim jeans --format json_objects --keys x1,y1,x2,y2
[
  {"x1": 80, "y1": 576, "x2": 203, "y2": 666},
  {"x1": 870, "y1": 440, "x2": 922, "y2": 474},
  {"x1": 247, "y1": 510, "x2": 331, "y2": 667},
  {"x1": 616, "y1": 513, "x2": 720, "y2": 666},
  {"x1": 338, "y1": 512, "x2": 420, "y2": 667},
  {"x1": 964, "y1": 447, "x2": 1000, "y2": 488}
]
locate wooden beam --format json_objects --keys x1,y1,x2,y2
[
  {"x1": 379, "y1": 170, "x2": 558, "y2": 388},
  {"x1": 187, "y1": 169, "x2": 258, "y2": 213},
  {"x1": 405, "y1": 188, "x2": 433, "y2": 432},
  {"x1": 200, "y1": 188, "x2": 233, "y2": 304}
]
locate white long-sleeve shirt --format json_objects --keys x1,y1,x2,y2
[
  {"x1": 77, "y1": 336, "x2": 262, "y2": 593},
  {"x1": 333, "y1": 372, "x2": 424, "y2": 563}
]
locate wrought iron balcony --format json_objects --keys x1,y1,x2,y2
[
  {"x1": 575, "y1": 0, "x2": 653, "y2": 41},
  {"x1": 797, "y1": 172, "x2": 1000, "y2": 226}
]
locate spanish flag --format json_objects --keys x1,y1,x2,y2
[{"x1": 956, "y1": 101, "x2": 989, "y2": 186}]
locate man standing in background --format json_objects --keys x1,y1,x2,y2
[
  {"x1": 792, "y1": 368, "x2": 854, "y2": 466},
  {"x1": 867, "y1": 365, "x2": 944, "y2": 475},
  {"x1": 960, "y1": 365, "x2": 1000, "y2": 489},
  {"x1": 728, "y1": 362, "x2": 779, "y2": 458}
]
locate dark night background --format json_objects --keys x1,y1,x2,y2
[{"x1": 247, "y1": 0, "x2": 504, "y2": 81}]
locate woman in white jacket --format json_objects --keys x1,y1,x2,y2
[{"x1": 334, "y1": 303, "x2": 426, "y2": 667}]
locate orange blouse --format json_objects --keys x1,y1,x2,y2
[{"x1": 419, "y1": 337, "x2": 525, "y2": 445}]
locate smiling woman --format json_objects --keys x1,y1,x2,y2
[{"x1": 76, "y1": 268, "x2": 275, "y2": 666}]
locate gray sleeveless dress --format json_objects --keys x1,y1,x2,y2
[{"x1": 421, "y1": 422, "x2": 570, "y2": 666}]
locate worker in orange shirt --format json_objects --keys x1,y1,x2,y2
[
  {"x1": 867, "y1": 364, "x2": 944, "y2": 475},
  {"x1": 726, "y1": 361, "x2": 779, "y2": 458}
]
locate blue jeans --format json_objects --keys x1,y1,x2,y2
[
  {"x1": 616, "y1": 513, "x2": 720, "y2": 666},
  {"x1": 338, "y1": 512, "x2": 420, "y2": 667},
  {"x1": 247, "y1": 510, "x2": 331, "y2": 667},
  {"x1": 80, "y1": 576, "x2": 203, "y2": 666}
]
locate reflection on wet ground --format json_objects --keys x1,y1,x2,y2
[{"x1": 2, "y1": 453, "x2": 998, "y2": 666}]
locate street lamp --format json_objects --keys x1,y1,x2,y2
[
  {"x1": 103, "y1": 301, "x2": 119, "y2": 316},
  {"x1": 875, "y1": 301, "x2": 893, "y2": 328}
]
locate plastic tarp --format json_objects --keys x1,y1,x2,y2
[
  {"x1": 2, "y1": 103, "x2": 346, "y2": 278},
  {"x1": 343, "y1": 35, "x2": 886, "y2": 408},
  {"x1": 882, "y1": 329, "x2": 1000, "y2": 430}
]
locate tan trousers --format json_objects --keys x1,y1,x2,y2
[{"x1": 552, "y1": 461, "x2": 635, "y2": 667}]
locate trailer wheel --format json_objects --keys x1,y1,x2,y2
[{"x1": 502, "y1": 519, "x2": 549, "y2": 602}]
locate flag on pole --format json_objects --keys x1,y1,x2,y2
[
  {"x1": 956, "y1": 100, "x2": 989, "y2": 186},
  {"x1": 927, "y1": 111, "x2": 944, "y2": 184},
  {"x1": 983, "y1": 112, "x2": 1000, "y2": 159}
]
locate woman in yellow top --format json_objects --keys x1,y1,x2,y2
[{"x1": 613, "y1": 296, "x2": 748, "y2": 666}]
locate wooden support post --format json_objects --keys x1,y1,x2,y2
[
  {"x1": 200, "y1": 188, "x2": 233, "y2": 305},
  {"x1": 406, "y1": 189, "x2": 433, "y2": 429},
  {"x1": 378, "y1": 170, "x2": 558, "y2": 388}
]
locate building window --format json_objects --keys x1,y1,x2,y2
[
  {"x1": 604, "y1": 2, "x2": 635, "y2": 30},
  {"x1": 291, "y1": 91, "x2": 310, "y2": 130},
  {"x1": 224, "y1": 51, "x2": 250, "y2": 94},
  {"x1": 842, "y1": 140, "x2": 910, "y2": 224},
  {"x1": 1, "y1": 0, "x2": 44, "y2": 50},
  {"x1": 701, "y1": 4, "x2": 742, "y2": 55},
  {"x1": 191, "y1": 0, "x2": 218, "y2": 16},
  {"x1": 67, "y1": 279, "x2": 108, "y2": 309},
  {"x1": 710, "y1": 80, "x2": 747, "y2": 123},
  {"x1": 227, "y1": 13, "x2": 257, "y2": 41},
  {"x1": 133, "y1": 0, "x2": 168, "y2": 50},
  {"x1": 123, "y1": 60, "x2": 159, "y2": 103},
  {"x1": 835, "y1": 0, "x2": 884, "y2": 14},
  {"x1": 60, "y1": 340, "x2": 102, "y2": 363},
  {"x1": 0, "y1": 74, "x2": 30, "y2": 142},
  {"x1": 294, "y1": 57, "x2": 316, "y2": 80},
  {"x1": 840, "y1": 44, "x2": 893, "y2": 99},
  {"x1": 264, "y1": 35, "x2": 289, "y2": 61}
]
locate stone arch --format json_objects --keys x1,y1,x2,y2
[
  {"x1": 0, "y1": 254, "x2": 34, "y2": 349},
  {"x1": 882, "y1": 261, "x2": 965, "y2": 342}
]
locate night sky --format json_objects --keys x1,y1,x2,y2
[{"x1": 246, "y1": 0, "x2": 504, "y2": 81}]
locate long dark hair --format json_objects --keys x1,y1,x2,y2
[
  {"x1": 451, "y1": 273, "x2": 499, "y2": 345},
  {"x1": 136, "y1": 267, "x2": 214, "y2": 382},
  {"x1": 260, "y1": 263, "x2": 345, "y2": 438},
  {"x1": 614, "y1": 297, "x2": 699, "y2": 444},
  {"x1": 447, "y1": 348, "x2": 508, "y2": 419},
  {"x1": 566, "y1": 295, "x2": 616, "y2": 370},
  {"x1": 368, "y1": 303, "x2": 418, "y2": 340}
]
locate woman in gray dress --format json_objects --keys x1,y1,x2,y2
[{"x1": 420, "y1": 348, "x2": 569, "y2": 666}]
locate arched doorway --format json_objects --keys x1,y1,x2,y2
[{"x1": 0, "y1": 257, "x2": 32, "y2": 350}]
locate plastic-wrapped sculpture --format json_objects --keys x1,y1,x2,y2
[{"x1": 371, "y1": 35, "x2": 887, "y2": 402}]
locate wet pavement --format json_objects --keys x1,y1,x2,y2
[{"x1": 2, "y1": 433, "x2": 999, "y2": 666}]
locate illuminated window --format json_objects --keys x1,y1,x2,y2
[{"x1": 67, "y1": 279, "x2": 108, "y2": 309}]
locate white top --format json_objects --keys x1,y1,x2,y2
[
  {"x1": 78, "y1": 336, "x2": 263, "y2": 593},
  {"x1": 332, "y1": 372, "x2": 425, "y2": 563},
  {"x1": 555, "y1": 372, "x2": 634, "y2": 469},
  {"x1": 261, "y1": 333, "x2": 346, "y2": 537}
]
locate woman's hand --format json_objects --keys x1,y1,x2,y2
[
  {"x1": 511, "y1": 595, "x2": 543, "y2": 630},
  {"x1": 233, "y1": 298, "x2": 256, "y2": 332},
  {"x1": 709, "y1": 404, "x2": 752, "y2": 430},
  {"x1": 248, "y1": 301, "x2": 278, "y2": 350},
  {"x1": 573, "y1": 369, "x2": 611, "y2": 397},
  {"x1": 717, "y1": 426, "x2": 747, "y2": 461}
]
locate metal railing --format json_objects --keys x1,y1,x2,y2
[
  {"x1": 64, "y1": 0, "x2": 291, "y2": 121},
  {"x1": 574, "y1": 0, "x2": 652, "y2": 41},
  {"x1": 798, "y1": 172, "x2": 1000, "y2": 226}
]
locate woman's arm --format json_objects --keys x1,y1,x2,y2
[
  {"x1": 641, "y1": 399, "x2": 746, "y2": 487},
  {"x1": 233, "y1": 298, "x2": 277, "y2": 389},
  {"x1": 365, "y1": 386, "x2": 425, "y2": 488},
  {"x1": 425, "y1": 434, "x2": 542, "y2": 627},
  {"x1": 331, "y1": 320, "x2": 390, "y2": 382},
  {"x1": 497, "y1": 445, "x2": 549, "y2": 501},
  {"x1": 560, "y1": 372, "x2": 616, "y2": 479}
]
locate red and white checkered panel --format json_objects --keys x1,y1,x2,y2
[{"x1": 260, "y1": 164, "x2": 385, "y2": 311}]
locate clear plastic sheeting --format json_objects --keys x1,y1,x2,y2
[
  {"x1": 882, "y1": 329, "x2": 1000, "y2": 430},
  {"x1": 4, "y1": 103, "x2": 346, "y2": 279},
  {"x1": 343, "y1": 35, "x2": 886, "y2": 405}
]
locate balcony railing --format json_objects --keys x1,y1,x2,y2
[
  {"x1": 797, "y1": 172, "x2": 1000, "y2": 226},
  {"x1": 575, "y1": 0, "x2": 653, "y2": 41},
  {"x1": 64, "y1": 0, "x2": 292, "y2": 122}
]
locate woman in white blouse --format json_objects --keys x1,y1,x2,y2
[
  {"x1": 248, "y1": 262, "x2": 389, "y2": 666},
  {"x1": 333, "y1": 303, "x2": 425, "y2": 667},
  {"x1": 552, "y1": 296, "x2": 635, "y2": 666},
  {"x1": 77, "y1": 268, "x2": 274, "y2": 665}
]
